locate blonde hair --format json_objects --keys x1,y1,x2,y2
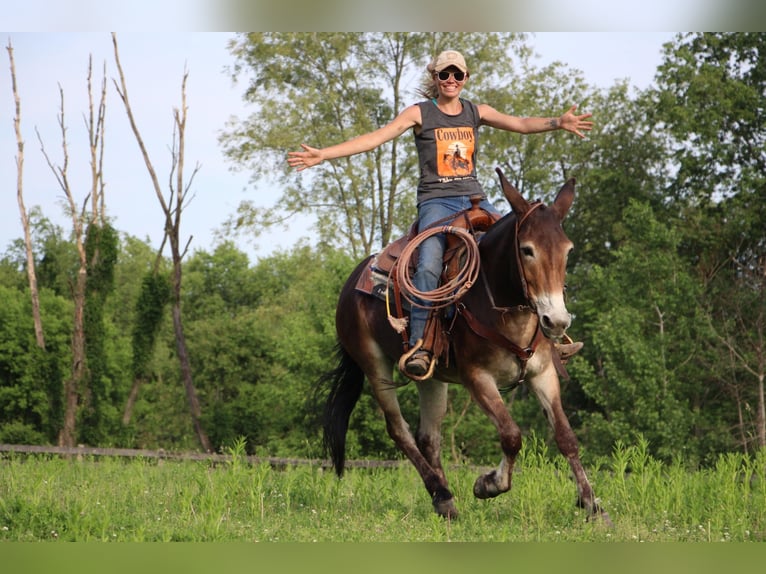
[
  {"x1": 416, "y1": 57, "x2": 442, "y2": 99},
  {"x1": 416, "y1": 73, "x2": 439, "y2": 100}
]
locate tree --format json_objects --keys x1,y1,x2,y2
[
  {"x1": 693, "y1": 192, "x2": 766, "y2": 453},
  {"x1": 34, "y1": 54, "x2": 109, "y2": 448},
  {"x1": 0, "y1": 284, "x2": 72, "y2": 445},
  {"x1": 559, "y1": 82, "x2": 671, "y2": 269},
  {"x1": 654, "y1": 33, "x2": 766, "y2": 204},
  {"x1": 80, "y1": 222, "x2": 119, "y2": 444},
  {"x1": 100, "y1": 234, "x2": 173, "y2": 427},
  {"x1": 112, "y1": 33, "x2": 212, "y2": 452},
  {"x1": 176, "y1": 243, "x2": 358, "y2": 455},
  {"x1": 704, "y1": 256, "x2": 766, "y2": 451},
  {"x1": 219, "y1": 32, "x2": 529, "y2": 258},
  {"x1": 569, "y1": 201, "x2": 710, "y2": 462},
  {"x1": 6, "y1": 40, "x2": 45, "y2": 350},
  {"x1": 123, "y1": 270, "x2": 171, "y2": 426},
  {"x1": 651, "y1": 32, "x2": 766, "y2": 452}
]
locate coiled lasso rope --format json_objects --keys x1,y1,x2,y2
[{"x1": 386, "y1": 225, "x2": 481, "y2": 333}]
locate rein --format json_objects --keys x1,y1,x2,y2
[
  {"x1": 477, "y1": 201, "x2": 543, "y2": 314},
  {"x1": 514, "y1": 201, "x2": 543, "y2": 305},
  {"x1": 454, "y1": 302, "x2": 544, "y2": 383}
]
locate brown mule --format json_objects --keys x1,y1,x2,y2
[{"x1": 318, "y1": 167, "x2": 611, "y2": 525}]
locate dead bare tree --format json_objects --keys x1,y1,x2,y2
[
  {"x1": 111, "y1": 33, "x2": 212, "y2": 452},
  {"x1": 35, "y1": 56, "x2": 108, "y2": 448},
  {"x1": 7, "y1": 39, "x2": 45, "y2": 350}
]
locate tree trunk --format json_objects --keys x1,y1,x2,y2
[
  {"x1": 7, "y1": 41, "x2": 46, "y2": 349},
  {"x1": 59, "y1": 267, "x2": 87, "y2": 447},
  {"x1": 20, "y1": 210, "x2": 46, "y2": 350},
  {"x1": 122, "y1": 377, "x2": 142, "y2": 426},
  {"x1": 171, "y1": 296, "x2": 212, "y2": 453},
  {"x1": 757, "y1": 374, "x2": 765, "y2": 449}
]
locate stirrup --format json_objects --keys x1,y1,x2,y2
[{"x1": 399, "y1": 340, "x2": 436, "y2": 381}]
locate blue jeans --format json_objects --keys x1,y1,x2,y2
[{"x1": 409, "y1": 195, "x2": 500, "y2": 349}]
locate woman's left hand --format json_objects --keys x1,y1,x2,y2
[{"x1": 559, "y1": 105, "x2": 593, "y2": 139}]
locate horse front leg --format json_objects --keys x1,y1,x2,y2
[
  {"x1": 529, "y1": 368, "x2": 614, "y2": 526},
  {"x1": 464, "y1": 372, "x2": 522, "y2": 499}
]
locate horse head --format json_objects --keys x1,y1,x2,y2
[{"x1": 493, "y1": 167, "x2": 575, "y2": 340}]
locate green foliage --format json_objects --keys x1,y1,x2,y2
[
  {"x1": 0, "y1": 286, "x2": 72, "y2": 443},
  {"x1": 81, "y1": 223, "x2": 121, "y2": 445},
  {"x1": 131, "y1": 272, "x2": 171, "y2": 379},
  {"x1": 164, "y1": 243, "x2": 360, "y2": 455},
  {"x1": 85, "y1": 222, "x2": 119, "y2": 291},
  {"x1": 649, "y1": 32, "x2": 766, "y2": 455},
  {"x1": 569, "y1": 201, "x2": 718, "y2": 462},
  {"x1": 654, "y1": 33, "x2": 766, "y2": 202},
  {"x1": 563, "y1": 83, "x2": 672, "y2": 269},
  {"x1": 22, "y1": 209, "x2": 79, "y2": 297}
]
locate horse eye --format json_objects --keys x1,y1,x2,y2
[{"x1": 521, "y1": 246, "x2": 535, "y2": 258}]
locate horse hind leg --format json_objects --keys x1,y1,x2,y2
[
  {"x1": 414, "y1": 379, "x2": 454, "y2": 516},
  {"x1": 415, "y1": 379, "x2": 448, "y2": 480},
  {"x1": 367, "y1": 367, "x2": 458, "y2": 519},
  {"x1": 321, "y1": 344, "x2": 456, "y2": 517}
]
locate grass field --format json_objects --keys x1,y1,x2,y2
[{"x1": 1, "y1": 438, "x2": 764, "y2": 542}]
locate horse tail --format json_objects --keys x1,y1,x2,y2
[{"x1": 318, "y1": 342, "x2": 364, "y2": 477}]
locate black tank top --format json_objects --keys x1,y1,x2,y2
[{"x1": 414, "y1": 98, "x2": 485, "y2": 204}]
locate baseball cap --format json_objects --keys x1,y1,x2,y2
[{"x1": 431, "y1": 50, "x2": 468, "y2": 73}]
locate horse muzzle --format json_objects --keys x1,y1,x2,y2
[{"x1": 535, "y1": 295, "x2": 571, "y2": 340}]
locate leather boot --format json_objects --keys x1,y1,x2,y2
[
  {"x1": 404, "y1": 350, "x2": 432, "y2": 378},
  {"x1": 554, "y1": 340, "x2": 584, "y2": 362}
]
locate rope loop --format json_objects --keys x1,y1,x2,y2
[{"x1": 393, "y1": 225, "x2": 481, "y2": 310}]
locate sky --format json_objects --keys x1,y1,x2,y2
[{"x1": 0, "y1": 32, "x2": 677, "y2": 263}]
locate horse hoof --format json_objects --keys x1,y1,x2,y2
[
  {"x1": 578, "y1": 496, "x2": 614, "y2": 527},
  {"x1": 473, "y1": 471, "x2": 504, "y2": 499},
  {"x1": 595, "y1": 510, "x2": 614, "y2": 528},
  {"x1": 433, "y1": 498, "x2": 458, "y2": 519}
]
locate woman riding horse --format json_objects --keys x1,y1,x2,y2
[{"x1": 288, "y1": 49, "x2": 591, "y2": 378}]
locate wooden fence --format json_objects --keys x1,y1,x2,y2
[{"x1": 0, "y1": 443, "x2": 404, "y2": 470}]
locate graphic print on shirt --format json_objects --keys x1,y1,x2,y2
[{"x1": 435, "y1": 126, "x2": 474, "y2": 178}]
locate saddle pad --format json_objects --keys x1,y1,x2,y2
[{"x1": 354, "y1": 255, "x2": 412, "y2": 311}]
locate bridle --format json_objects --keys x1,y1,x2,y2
[{"x1": 481, "y1": 201, "x2": 544, "y2": 314}]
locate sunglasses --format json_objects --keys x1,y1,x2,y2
[{"x1": 436, "y1": 70, "x2": 467, "y2": 82}]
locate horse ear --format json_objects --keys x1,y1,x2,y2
[
  {"x1": 495, "y1": 167, "x2": 529, "y2": 214},
  {"x1": 552, "y1": 178, "x2": 576, "y2": 220}
]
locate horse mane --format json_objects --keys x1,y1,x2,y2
[{"x1": 476, "y1": 209, "x2": 528, "y2": 307}]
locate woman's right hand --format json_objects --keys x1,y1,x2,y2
[{"x1": 287, "y1": 144, "x2": 323, "y2": 171}]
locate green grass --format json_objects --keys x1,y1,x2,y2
[{"x1": 1, "y1": 438, "x2": 764, "y2": 542}]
